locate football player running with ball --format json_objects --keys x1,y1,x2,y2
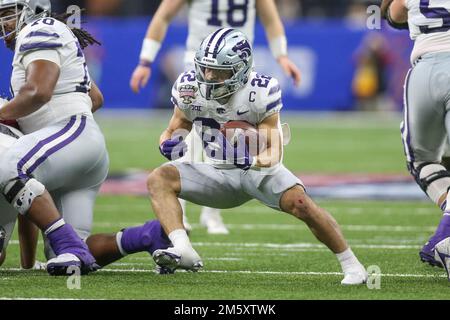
[
  {"x1": 130, "y1": 0, "x2": 301, "y2": 235},
  {"x1": 148, "y1": 28, "x2": 367, "y2": 285},
  {"x1": 383, "y1": 0, "x2": 450, "y2": 278}
]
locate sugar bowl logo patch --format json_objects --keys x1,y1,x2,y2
[{"x1": 179, "y1": 85, "x2": 198, "y2": 105}]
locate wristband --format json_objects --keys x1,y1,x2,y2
[
  {"x1": 269, "y1": 36, "x2": 288, "y2": 59},
  {"x1": 139, "y1": 38, "x2": 161, "y2": 63}
]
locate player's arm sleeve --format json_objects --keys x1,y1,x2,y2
[
  {"x1": 16, "y1": 20, "x2": 69, "y2": 66},
  {"x1": 257, "y1": 78, "x2": 283, "y2": 123},
  {"x1": 18, "y1": 25, "x2": 64, "y2": 55},
  {"x1": 22, "y1": 50, "x2": 61, "y2": 69}
]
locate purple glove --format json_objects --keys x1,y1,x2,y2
[
  {"x1": 229, "y1": 134, "x2": 254, "y2": 170},
  {"x1": 159, "y1": 136, "x2": 187, "y2": 160},
  {"x1": 206, "y1": 132, "x2": 253, "y2": 170}
]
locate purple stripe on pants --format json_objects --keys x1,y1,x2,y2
[
  {"x1": 17, "y1": 116, "x2": 78, "y2": 178},
  {"x1": 26, "y1": 116, "x2": 87, "y2": 176}
]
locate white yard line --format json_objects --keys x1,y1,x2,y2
[
  {"x1": 3, "y1": 222, "x2": 434, "y2": 233},
  {"x1": 191, "y1": 242, "x2": 422, "y2": 250},
  {"x1": 5, "y1": 240, "x2": 423, "y2": 249},
  {"x1": 90, "y1": 222, "x2": 436, "y2": 232},
  {"x1": 0, "y1": 267, "x2": 445, "y2": 279}
]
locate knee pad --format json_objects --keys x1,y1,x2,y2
[
  {"x1": 2, "y1": 178, "x2": 45, "y2": 215},
  {"x1": 409, "y1": 162, "x2": 450, "y2": 204}
]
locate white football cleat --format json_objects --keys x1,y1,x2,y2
[
  {"x1": 341, "y1": 264, "x2": 368, "y2": 285},
  {"x1": 200, "y1": 211, "x2": 229, "y2": 235},
  {"x1": 152, "y1": 246, "x2": 203, "y2": 273},
  {"x1": 434, "y1": 237, "x2": 450, "y2": 281}
]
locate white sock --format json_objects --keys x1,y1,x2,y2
[
  {"x1": 44, "y1": 218, "x2": 65, "y2": 235},
  {"x1": 115, "y1": 231, "x2": 127, "y2": 256},
  {"x1": 168, "y1": 229, "x2": 191, "y2": 248},
  {"x1": 336, "y1": 248, "x2": 361, "y2": 273}
]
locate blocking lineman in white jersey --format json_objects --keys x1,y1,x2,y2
[{"x1": 0, "y1": 0, "x2": 107, "y2": 275}]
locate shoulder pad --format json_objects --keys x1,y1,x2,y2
[
  {"x1": 247, "y1": 73, "x2": 282, "y2": 115},
  {"x1": 17, "y1": 18, "x2": 70, "y2": 55}
]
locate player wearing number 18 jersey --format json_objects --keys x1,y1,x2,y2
[{"x1": 384, "y1": 0, "x2": 450, "y2": 277}]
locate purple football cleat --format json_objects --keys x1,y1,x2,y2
[
  {"x1": 45, "y1": 222, "x2": 99, "y2": 276},
  {"x1": 420, "y1": 215, "x2": 450, "y2": 268}
]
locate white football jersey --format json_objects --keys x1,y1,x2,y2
[
  {"x1": 172, "y1": 70, "x2": 282, "y2": 167},
  {"x1": 185, "y1": 0, "x2": 256, "y2": 67},
  {"x1": 10, "y1": 17, "x2": 93, "y2": 133},
  {"x1": 406, "y1": 0, "x2": 450, "y2": 63}
]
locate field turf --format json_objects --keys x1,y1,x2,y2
[{"x1": 1, "y1": 111, "x2": 448, "y2": 300}]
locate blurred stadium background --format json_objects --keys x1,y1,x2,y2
[
  {"x1": 1, "y1": 0, "x2": 448, "y2": 300},
  {"x1": 0, "y1": 0, "x2": 412, "y2": 112}
]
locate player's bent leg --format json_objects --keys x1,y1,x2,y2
[
  {"x1": 43, "y1": 185, "x2": 103, "y2": 260},
  {"x1": 147, "y1": 165, "x2": 203, "y2": 272},
  {"x1": 86, "y1": 220, "x2": 172, "y2": 268},
  {"x1": 1, "y1": 178, "x2": 98, "y2": 275},
  {"x1": 279, "y1": 186, "x2": 367, "y2": 285},
  {"x1": 408, "y1": 161, "x2": 450, "y2": 210},
  {"x1": 147, "y1": 165, "x2": 184, "y2": 232},
  {"x1": 0, "y1": 199, "x2": 18, "y2": 267},
  {"x1": 280, "y1": 185, "x2": 347, "y2": 253}
]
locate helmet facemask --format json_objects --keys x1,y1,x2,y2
[
  {"x1": 0, "y1": 1, "x2": 50, "y2": 45},
  {"x1": 0, "y1": 4, "x2": 23, "y2": 41},
  {"x1": 195, "y1": 58, "x2": 247, "y2": 101}
]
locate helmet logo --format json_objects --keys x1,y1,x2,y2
[
  {"x1": 232, "y1": 40, "x2": 251, "y2": 61},
  {"x1": 202, "y1": 57, "x2": 218, "y2": 64}
]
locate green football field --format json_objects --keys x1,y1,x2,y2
[{"x1": 1, "y1": 111, "x2": 449, "y2": 300}]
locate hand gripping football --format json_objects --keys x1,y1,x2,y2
[{"x1": 220, "y1": 120, "x2": 266, "y2": 156}]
